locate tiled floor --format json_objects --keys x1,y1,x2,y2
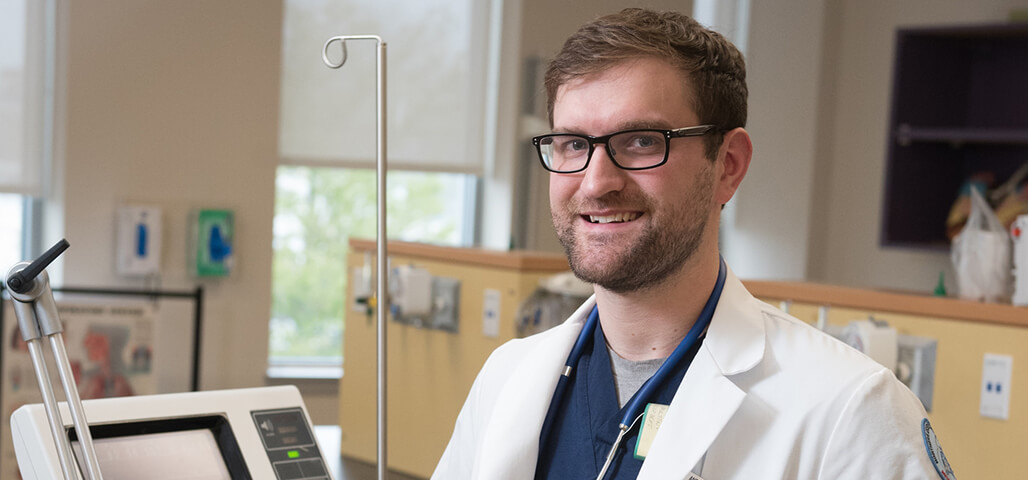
[
  {"x1": 316, "y1": 426, "x2": 425, "y2": 480},
  {"x1": 336, "y1": 456, "x2": 425, "y2": 480}
]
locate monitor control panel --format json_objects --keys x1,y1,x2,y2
[{"x1": 252, "y1": 407, "x2": 329, "y2": 480}]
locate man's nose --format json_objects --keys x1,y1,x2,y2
[{"x1": 578, "y1": 145, "x2": 627, "y2": 197}]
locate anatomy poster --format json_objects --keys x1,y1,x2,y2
[{"x1": 0, "y1": 300, "x2": 155, "y2": 480}]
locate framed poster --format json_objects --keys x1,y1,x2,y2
[{"x1": 0, "y1": 288, "x2": 202, "y2": 480}]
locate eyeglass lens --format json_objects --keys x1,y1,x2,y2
[{"x1": 538, "y1": 130, "x2": 667, "y2": 172}]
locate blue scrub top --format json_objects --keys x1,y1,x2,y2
[{"x1": 535, "y1": 312, "x2": 705, "y2": 479}]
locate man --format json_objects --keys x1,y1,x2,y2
[{"x1": 434, "y1": 8, "x2": 953, "y2": 480}]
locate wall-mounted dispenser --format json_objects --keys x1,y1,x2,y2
[
  {"x1": 189, "y1": 209, "x2": 234, "y2": 277},
  {"x1": 388, "y1": 264, "x2": 460, "y2": 332},
  {"x1": 827, "y1": 318, "x2": 937, "y2": 411},
  {"x1": 115, "y1": 205, "x2": 162, "y2": 276}
]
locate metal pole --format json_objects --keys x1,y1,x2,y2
[
  {"x1": 375, "y1": 40, "x2": 388, "y2": 480},
  {"x1": 49, "y1": 333, "x2": 104, "y2": 480},
  {"x1": 6, "y1": 241, "x2": 105, "y2": 480},
  {"x1": 25, "y1": 339, "x2": 78, "y2": 479},
  {"x1": 323, "y1": 35, "x2": 388, "y2": 480}
]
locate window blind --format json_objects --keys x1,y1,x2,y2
[{"x1": 278, "y1": 0, "x2": 488, "y2": 175}]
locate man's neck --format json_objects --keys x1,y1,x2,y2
[{"x1": 594, "y1": 253, "x2": 721, "y2": 362}]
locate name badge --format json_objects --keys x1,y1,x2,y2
[{"x1": 633, "y1": 403, "x2": 669, "y2": 460}]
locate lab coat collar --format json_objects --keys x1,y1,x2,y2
[
  {"x1": 476, "y1": 266, "x2": 767, "y2": 479},
  {"x1": 639, "y1": 265, "x2": 766, "y2": 479},
  {"x1": 476, "y1": 297, "x2": 597, "y2": 479},
  {"x1": 702, "y1": 265, "x2": 767, "y2": 376}
]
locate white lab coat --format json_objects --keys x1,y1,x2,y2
[{"x1": 433, "y1": 267, "x2": 944, "y2": 479}]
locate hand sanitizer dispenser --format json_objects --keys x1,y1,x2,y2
[{"x1": 116, "y1": 206, "x2": 162, "y2": 276}]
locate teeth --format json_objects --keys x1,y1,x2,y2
[{"x1": 588, "y1": 212, "x2": 640, "y2": 224}]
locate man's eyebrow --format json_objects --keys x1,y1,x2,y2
[
  {"x1": 616, "y1": 119, "x2": 672, "y2": 130},
  {"x1": 551, "y1": 127, "x2": 578, "y2": 134},
  {"x1": 551, "y1": 120, "x2": 672, "y2": 135}
]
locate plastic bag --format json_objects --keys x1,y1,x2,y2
[{"x1": 951, "y1": 187, "x2": 1013, "y2": 302}]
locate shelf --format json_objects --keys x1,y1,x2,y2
[
  {"x1": 882, "y1": 23, "x2": 1028, "y2": 247},
  {"x1": 896, "y1": 125, "x2": 1028, "y2": 146}
]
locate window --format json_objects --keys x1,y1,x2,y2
[
  {"x1": 268, "y1": 167, "x2": 475, "y2": 368},
  {"x1": 0, "y1": 194, "x2": 25, "y2": 268},
  {"x1": 271, "y1": 0, "x2": 488, "y2": 371}
]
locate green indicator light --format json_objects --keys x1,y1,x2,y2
[{"x1": 287, "y1": 450, "x2": 300, "y2": 459}]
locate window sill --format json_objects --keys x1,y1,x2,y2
[
  {"x1": 265, "y1": 366, "x2": 342, "y2": 393},
  {"x1": 265, "y1": 365, "x2": 341, "y2": 396}
]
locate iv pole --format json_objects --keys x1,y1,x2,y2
[
  {"x1": 323, "y1": 35, "x2": 388, "y2": 480},
  {"x1": 5, "y1": 239, "x2": 104, "y2": 480}
]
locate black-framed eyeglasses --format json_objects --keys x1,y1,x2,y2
[{"x1": 531, "y1": 125, "x2": 717, "y2": 174}]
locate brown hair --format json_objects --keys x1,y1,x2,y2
[{"x1": 544, "y1": 8, "x2": 747, "y2": 159}]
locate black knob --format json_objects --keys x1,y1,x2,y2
[{"x1": 6, "y1": 239, "x2": 69, "y2": 294}]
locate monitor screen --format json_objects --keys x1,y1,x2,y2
[
  {"x1": 74, "y1": 429, "x2": 230, "y2": 480},
  {"x1": 70, "y1": 415, "x2": 250, "y2": 480}
]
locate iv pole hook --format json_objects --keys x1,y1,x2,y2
[
  {"x1": 323, "y1": 35, "x2": 383, "y2": 69},
  {"x1": 322, "y1": 36, "x2": 348, "y2": 69}
]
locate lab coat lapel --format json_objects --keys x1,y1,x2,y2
[
  {"x1": 475, "y1": 297, "x2": 596, "y2": 479},
  {"x1": 638, "y1": 268, "x2": 766, "y2": 480}
]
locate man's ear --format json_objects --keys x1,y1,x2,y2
[{"x1": 714, "y1": 127, "x2": 752, "y2": 205}]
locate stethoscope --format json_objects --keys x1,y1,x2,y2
[{"x1": 547, "y1": 256, "x2": 727, "y2": 480}]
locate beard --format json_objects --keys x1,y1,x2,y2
[{"x1": 553, "y1": 166, "x2": 714, "y2": 294}]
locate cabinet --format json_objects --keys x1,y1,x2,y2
[{"x1": 882, "y1": 23, "x2": 1028, "y2": 249}]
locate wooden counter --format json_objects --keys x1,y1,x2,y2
[
  {"x1": 744, "y1": 280, "x2": 1027, "y2": 328},
  {"x1": 349, "y1": 238, "x2": 569, "y2": 272}
]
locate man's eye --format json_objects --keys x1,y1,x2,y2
[
  {"x1": 556, "y1": 138, "x2": 588, "y2": 154},
  {"x1": 568, "y1": 139, "x2": 588, "y2": 151},
  {"x1": 612, "y1": 132, "x2": 665, "y2": 156},
  {"x1": 629, "y1": 134, "x2": 660, "y2": 148}
]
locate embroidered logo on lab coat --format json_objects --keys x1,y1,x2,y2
[{"x1": 922, "y1": 418, "x2": 956, "y2": 480}]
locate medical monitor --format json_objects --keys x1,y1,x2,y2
[{"x1": 11, "y1": 386, "x2": 331, "y2": 480}]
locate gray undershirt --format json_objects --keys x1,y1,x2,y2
[{"x1": 607, "y1": 345, "x2": 667, "y2": 408}]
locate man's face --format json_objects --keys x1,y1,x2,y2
[{"x1": 549, "y1": 57, "x2": 718, "y2": 293}]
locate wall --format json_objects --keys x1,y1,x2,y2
[
  {"x1": 808, "y1": 0, "x2": 1028, "y2": 290},
  {"x1": 737, "y1": 0, "x2": 1028, "y2": 288},
  {"x1": 774, "y1": 300, "x2": 1026, "y2": 479},
  {"x1": 57, "y1": 0, "x2": 282, "y2": 397},
  {"x1": 722, "y1": 0, "x2": 828, "y2": 280}
]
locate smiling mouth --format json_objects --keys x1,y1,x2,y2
[{"x1": 586, "y1": 212, "x2": 641, "y2": 224}]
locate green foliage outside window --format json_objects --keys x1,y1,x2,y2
[{"x1": 269, "y1": 166, "x2": 467, "y2": 364}]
